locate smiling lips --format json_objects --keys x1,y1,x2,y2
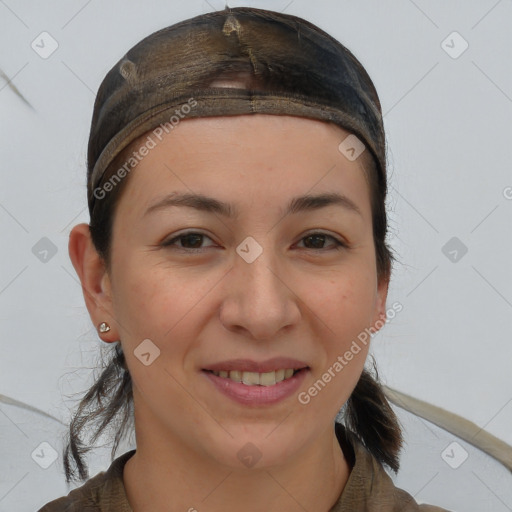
[
  {"x1": 208, "y1": 368, "x2": 297, "y2": 386},
  {"x1": 202, "y1": 357, "x2": 309, "y2": 404},
  {"x1": 203, "y1": 357, "x2": 309, "y2": 386}
]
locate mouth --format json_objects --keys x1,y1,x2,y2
[
  {"x1": 203, "y1": 368, "x2": 305, "y2": 387},
  {"x1": 201, "y1": 361, "x2": 310, "y2": 405}
]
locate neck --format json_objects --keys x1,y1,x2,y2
[{"x1": 123, "y1": 399, "x2": 351, "y2": 512}]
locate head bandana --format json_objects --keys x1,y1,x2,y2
[{"x1": 87, "y1": 6, "x2": 385, "y2": 215}]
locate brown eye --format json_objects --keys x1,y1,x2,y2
[
  {"x1": 297, "y1": 232, "x2": 346, "y2": 251},
  {"x1": 162, "y1": 232, "x2": 215, "y2": 251},
  {"x1": 178, "y1": 233, "x2": 205, "y2": 249}
]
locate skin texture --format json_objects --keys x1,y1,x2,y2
[{"x1": 69, "y1": 114, "x2": 389, "y2": 512}]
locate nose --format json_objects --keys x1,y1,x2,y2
[{"x1": 219, "y1": 245, "x2": 301, "y2": 341}]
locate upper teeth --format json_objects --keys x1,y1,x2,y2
[{"x1": 211, "y1": 369, "x2": 295, "y2": 386}]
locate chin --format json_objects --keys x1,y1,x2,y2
[{"x1": 204, "y1": 426, "x2": 306, "y2": 471}]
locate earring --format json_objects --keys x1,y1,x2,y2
[{"x1": 98, "y1": 322, "x2": 111, "y2": 333}]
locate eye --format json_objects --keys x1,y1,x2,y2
[
  {"x1": 296, "y1": 232, "x2": 347, "y2": 251},
  {"x1": 161, "y1": 231, "x2": 216, "y2": 252}
]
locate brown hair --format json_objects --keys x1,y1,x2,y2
[{"x1": 63, "y1": 7, "x2": 402, "y2": 483}]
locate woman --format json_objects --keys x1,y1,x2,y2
[{"x1": 39, "y1": 6, "x2": 449, "y2": 511}]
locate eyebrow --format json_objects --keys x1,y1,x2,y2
[{"x1": 143, "y1": 191, "x2": 363, "y2": 219}]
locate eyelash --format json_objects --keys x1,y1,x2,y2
[{"x1": 161, "y1": 231, "x2": 348, "y2": 253}]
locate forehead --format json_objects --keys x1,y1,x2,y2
[{"x1": 114, "y1": 114, "x2": 372, "y2": 220}]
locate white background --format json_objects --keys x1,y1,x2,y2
[{"x1": 1, "y1": 1, "x2": 511, "y2": 510}]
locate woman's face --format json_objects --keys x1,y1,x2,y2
[{"x1": 104, "y1": 114, "x2": 388, "y2": 468}]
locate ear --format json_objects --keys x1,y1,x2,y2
[
  {"x1": 370, "y1": 275, "x2": 390, "y2": 334},
  {"x1": 68, "y1": 223, "x2": 118, "y2": 342}
]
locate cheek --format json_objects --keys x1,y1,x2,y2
[
  {"x1": 111, "y1": 258, "x2": 215, "y2": 348},
  {"x1": 302, "y1": 269, "x2": 377, "y2": 344},
  {"x1": 111, "y1": 262, "x2": 207, "y2": 401},
  {"x1": 296, "y1": 275, "x2": 374, "y2": 417}
]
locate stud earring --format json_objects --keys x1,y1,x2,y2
[{"x1": 98, "y1": 322, "x2": 111, "y2": 333}]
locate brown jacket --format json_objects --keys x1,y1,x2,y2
[{"x1": 38, "y1": 423, "x2": 449, "y2": 511}]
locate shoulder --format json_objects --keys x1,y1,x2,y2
[
  {"x1": 332, "y1": 423, "x2": 451, "y2": 511},
  {"x1": 36, "y1": 450, "x2": 135, "y2": 512},
  {"x1": 36, "y1": 471, "x2": 106, "y2": 512}
]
